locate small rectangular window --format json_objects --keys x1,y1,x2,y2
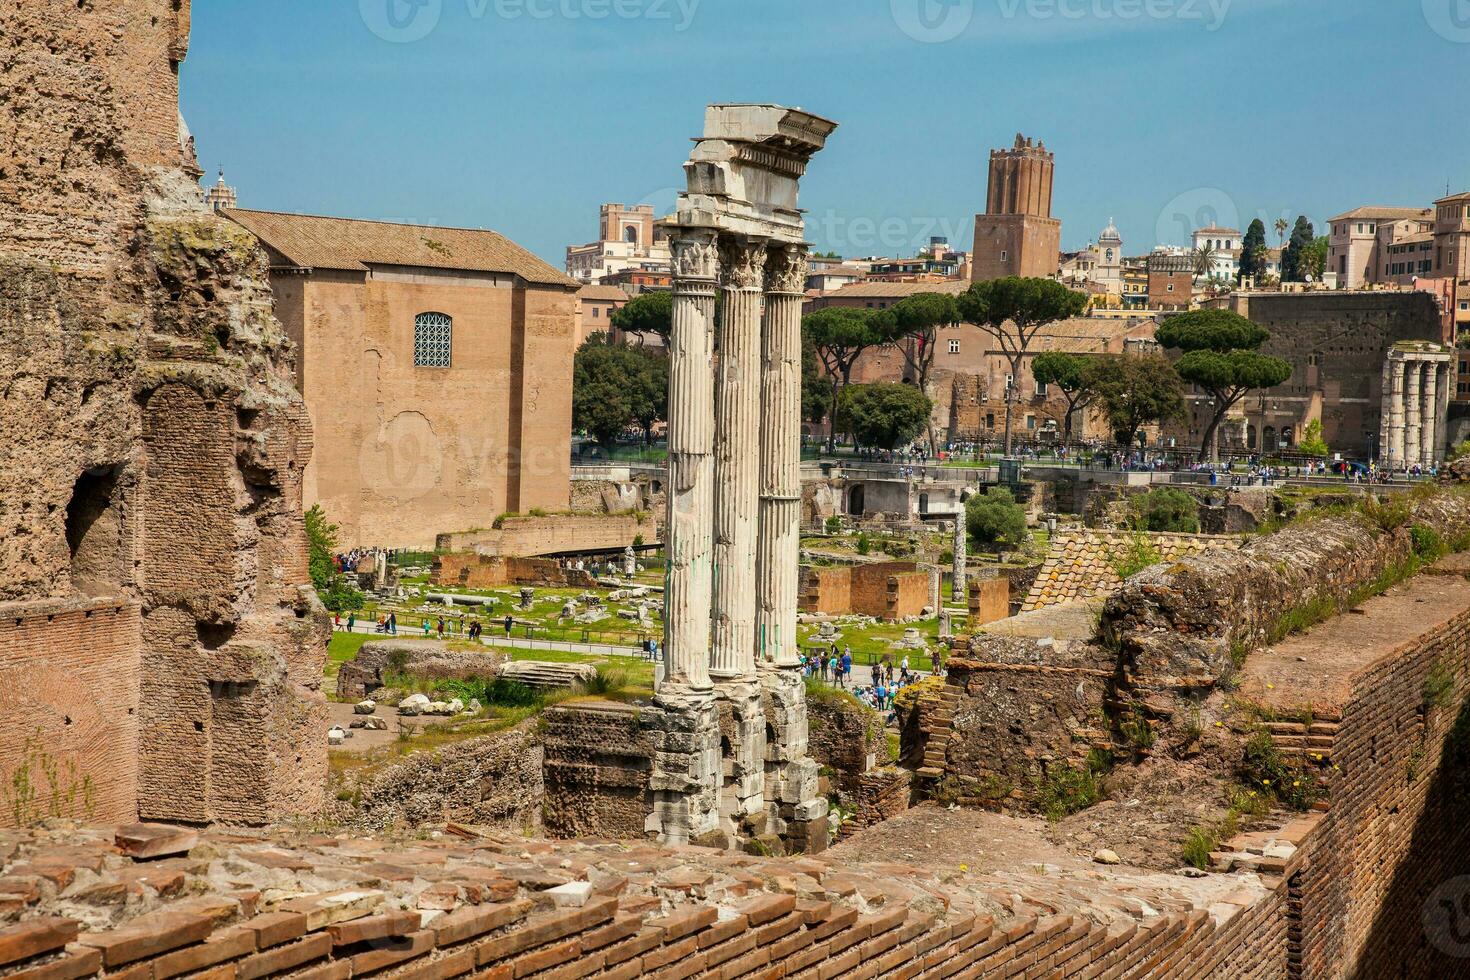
[
  {"x1": 948, "y1": 339, "x2": 960, "y2": 355},
  {"x1": 414, "y1": 312, "x2": 453, "y2": 368}
]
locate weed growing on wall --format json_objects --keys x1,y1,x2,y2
[{"x1": 2, "y1": 731, "x2": 96, "y2": 827}]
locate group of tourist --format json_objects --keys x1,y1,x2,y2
[
  {"x1": 801, "y1": 644, "x2": 854, "y2": 687},
  {"x1": 801, "y1": 646, "x2": 935, "y2": 723}
]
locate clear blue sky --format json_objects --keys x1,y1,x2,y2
[{"x1": 183, "y1": 0, "x2": 1470, "y2": 267}]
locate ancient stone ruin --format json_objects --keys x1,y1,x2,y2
[
  {"x1": 0, "y1": 0, "x2": 326, "y2": 829},
  {"x1": 645, "y1": 105, "x2": 837, "y2": 849}
]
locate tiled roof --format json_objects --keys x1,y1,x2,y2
[
  {"x1": 1326, "y1": 206, "x2": 1433, "y2": 222},
  {"x1": 225, "y1": 209, "x2": 578, "y2": 288},
  {"x1": 1021, "y1": 530, "x2": 1242, "y2": 612},
  {"x1": 820, "y1": 279, "x2": 970, "y2": 298},
  {"x1": 577, "y1": 284, "x2": 629, "y2": 302}
]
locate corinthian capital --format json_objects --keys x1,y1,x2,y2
[
  {"x1": 765, "y1": 244, "x2": 809, "y2": 295},
  {"x1": 670, "y1": 231, "x2": 719, "y2": 282},
  {"x1": 719, "y1": 236, "x2": 768, "y2": 290}
]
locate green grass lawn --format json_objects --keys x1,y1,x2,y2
[{"x1": 798, "y1": 618, "x2": 942, "y2": 672}]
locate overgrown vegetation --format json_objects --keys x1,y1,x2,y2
[
  {"x1": 1034, "y1": 751, "x2": 1111, "y2": 821},
  {"x1": 1239, "y1": 730, "x2": 1319, "y2": 812},
  {"x1": 2, "y1": 731, "x2": 96, "y2": 828},
  {"x1": 1109, "y1": 531, "x2": 1163, "y2": 580},
  {"x1": 306, "y1": 504, "x2": 365, "y2": 613},
  {"x1": 1424, "y1": 657, "x2": 1456, "y2": 713},
  {"x1": 966, "y1": 486, "x2": 1029, "y2": 552},
  {"x1": 1130, "y1": 487, "x2": 1200, "y2": 534}
]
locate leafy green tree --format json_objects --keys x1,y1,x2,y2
[
  {"x1": 1239, "y1": 219, "x2": 1267, "y2": 282},
  {"x1": 835, "y1": 382, "x2": 933, "y2": 450},
  {"x1": 1302, "y1": 235, "x2": 1329, "y2": 282},
  {"x1": 1090, "y1": 353, "x2": 1187, "y2": 448},
  {"x1": 801, "y1": 335, "x2": 828, "y2": 425},
  {"x1": 1031, "y1": 351, "x2": 1102, "y2": 442},
  {"x1": 304, "y1": 504, "x2": 338, "y2": 592},
  {"x1": 966, "y1": 487, "x2": 1028, "y2": 551},
  {"x1": 304, "y1": 505, "x2": 365, "y2": 613},
  {"x1": 1156, "y1": 309, "x2": 1293, "y2": 462},
  {"x1": 1280, "y1": 216, "x2": 1315, "y2": 282},
  {"x1": 1130, "y1": 487, "x2": 1200, "y2": 533},
  {"x1": 871, "y1": 292, "x2": 961, "y2": 451},
  {"x1": 608, "y1": 291, "x2": 672, "y2": 342},
  {"x1": 1299, "y1": 419, "x2": 1330, "y2": 457},
  {"x1": 803, "y1": 306, "x2": 884, "y2": 452},
  {"x1": 958, "y1": 277, "x2": 1089, "y2": 455},
  {"x1": 572, "y1": 336, "x2": 666, "y2": 448}
]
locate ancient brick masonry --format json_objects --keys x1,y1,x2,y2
[
  {"x1": 0, "y1": 821, "x2": 1301, "y2": 980},
  {"x1": 0, "y1": 0, "x2": 327, "y2": 826}
]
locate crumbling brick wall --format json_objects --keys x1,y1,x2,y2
[
  {"x1": 0, "y1": 0, "x2": 327, "y2": 826},
  {"x1": 430, "y1": 554, "x2": 595, "y2": 590},
  {"x1": 799, "y1": 561, "x2": 929, "y2": 621},
  {"x1": 435, "y1": 513, "x2": 655, "y2": 558}
]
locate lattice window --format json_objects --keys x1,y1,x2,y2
[{"x1": 413, "y1": 312, "x2": 452, "y2": 368}]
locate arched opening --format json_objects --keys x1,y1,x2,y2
[
  {"x1": 66, "y1": 464, "x2": 127, "y2": 597},
  {"x1": 623, "y1": 225, "x2": 639, "y2": 245},
  {"x1": 918, "y1": 492, "x2": 929, "y2": 515},
  {"x1": 1247, "y1": 425, "x2": 1258, "y2": 450},
  {"x1": 847, "y1": 484, "x2": 865, "y2": 517},
  {"x1": 1264, "y1": 425, "x2": 1276, "y2": 449}
]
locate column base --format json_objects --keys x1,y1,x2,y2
[
  {"x1": 714, "y1": 678, "x2": 767, "y2": 839},
  {"x1": 644, "y1": 685, "x2": 721, "y2": 846},
  {"x1": 759, "y1": 667, "x2": 830, "y2": 854}
]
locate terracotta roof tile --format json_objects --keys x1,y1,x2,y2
[{"x1": 225, "y1": 209, "x2": 577, "y2": 288}]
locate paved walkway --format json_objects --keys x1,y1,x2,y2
[{"x1": 332, "y1": 620, "x2": 651, "y2": 659}]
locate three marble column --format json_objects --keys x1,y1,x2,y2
[{"x1": 1379, "y1": 350, "x2": 1452, "y2": 471}]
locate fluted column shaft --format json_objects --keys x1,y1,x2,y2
[
  {"x1": 756, "y1": 245, "x2": 808, "y2": 669},
  {"x1": 662, "y1": 232, "x2": 719, "y2": 691},
  {"x1": 1390, "y1": 360, "x2": 1407, "y2": 468},
  {"x1": 1423, "y1": 362, "x2": 1441, "y2": 467},
  {"x1": 710, "y1": 236, "x2": 767, "y2": 681},
  {"x1": 1405, "y1": 360, "x2": 1423, "y2": 468}
]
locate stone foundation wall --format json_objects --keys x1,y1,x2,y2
[
  {"x1": 430, "y1": 554, "x2": 597, "y2": 590},
  {"x1": 798, "y1": 561, "x2": 929, "y2": 621},
  {"x1": 335, "y1": 641, "x2": 503, "y2": 701},
  {"x1": 805, "y1": 691, "x2": 884, "y2": 798},
  {"x1": 541, "y1": 701, "x2": 653, "y2": 840},
  {"x1": 331, "y1": 725, "x2": 544, "y2": 833},
  {"x1": 839, "y1": 767, "x2": 913, "y2": 837}
]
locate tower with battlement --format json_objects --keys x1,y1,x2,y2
[{"x1": 971, "y1": 134, "x2": 1062, "y2": 281}]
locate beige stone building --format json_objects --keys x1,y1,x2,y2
[
  {"x1": 1326, "y1": 207, "x2": 1434, "y2": 288},
  {"x1": 226, "y1": 209, "x2": 580, "y2": 549},
  {"x1": 565, "y1": 202, "x2": 672, "y2": 285},
  {"x1": 575, "y1": 283, "x2": 628, "y2": 347}
]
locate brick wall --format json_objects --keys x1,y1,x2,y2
[
  {"x1": 436, "y1": 514, "x2": 655, "y2": 559},
  {"x1": 431, "y1": 555, "x2": 596, "y2": 590},
  {"x1": 799, "y1": 562, "x2": 929, "y2": 621},
  {"x1": 0, "y1": 599, "x2": 141, "y2": 826}
]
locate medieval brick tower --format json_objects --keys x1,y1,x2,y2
[{"x1": 971, "y1": 134, "x2": 1062, "y2": 281}]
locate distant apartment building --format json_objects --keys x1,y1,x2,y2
[
  {"x1": 565, "y1": 202, "x2": 671, "y2": 285},
  {"x1": 603, "y1": 267, "x2": 672, "y2": 294},
  {"x1": 972, "y1": 134, "x2": 1061, "y2": 281},
  {"x1": 574, "y1": 284, "x2": 628, "y2": 347},
  {"x1": 1325, "y1": 207, "x2": 1434, "y2": 289},
  {"x1": 864, "y1": 255, "x2": 960, "y2": 282},
  {"x1": 1191, "y1": 227, "x2": 1241, "y2": 281}
]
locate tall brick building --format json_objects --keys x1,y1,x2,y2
[
  {"x1": 971, "y1": 134, "x2": 1061, "y2": 281},
  {"x1": 226, "y1": 210, "x2": 581, "y2": 549}
]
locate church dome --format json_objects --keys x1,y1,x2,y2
[{"x1": 1099, "y1": 217, "x2": 1122, "y2": 243}]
